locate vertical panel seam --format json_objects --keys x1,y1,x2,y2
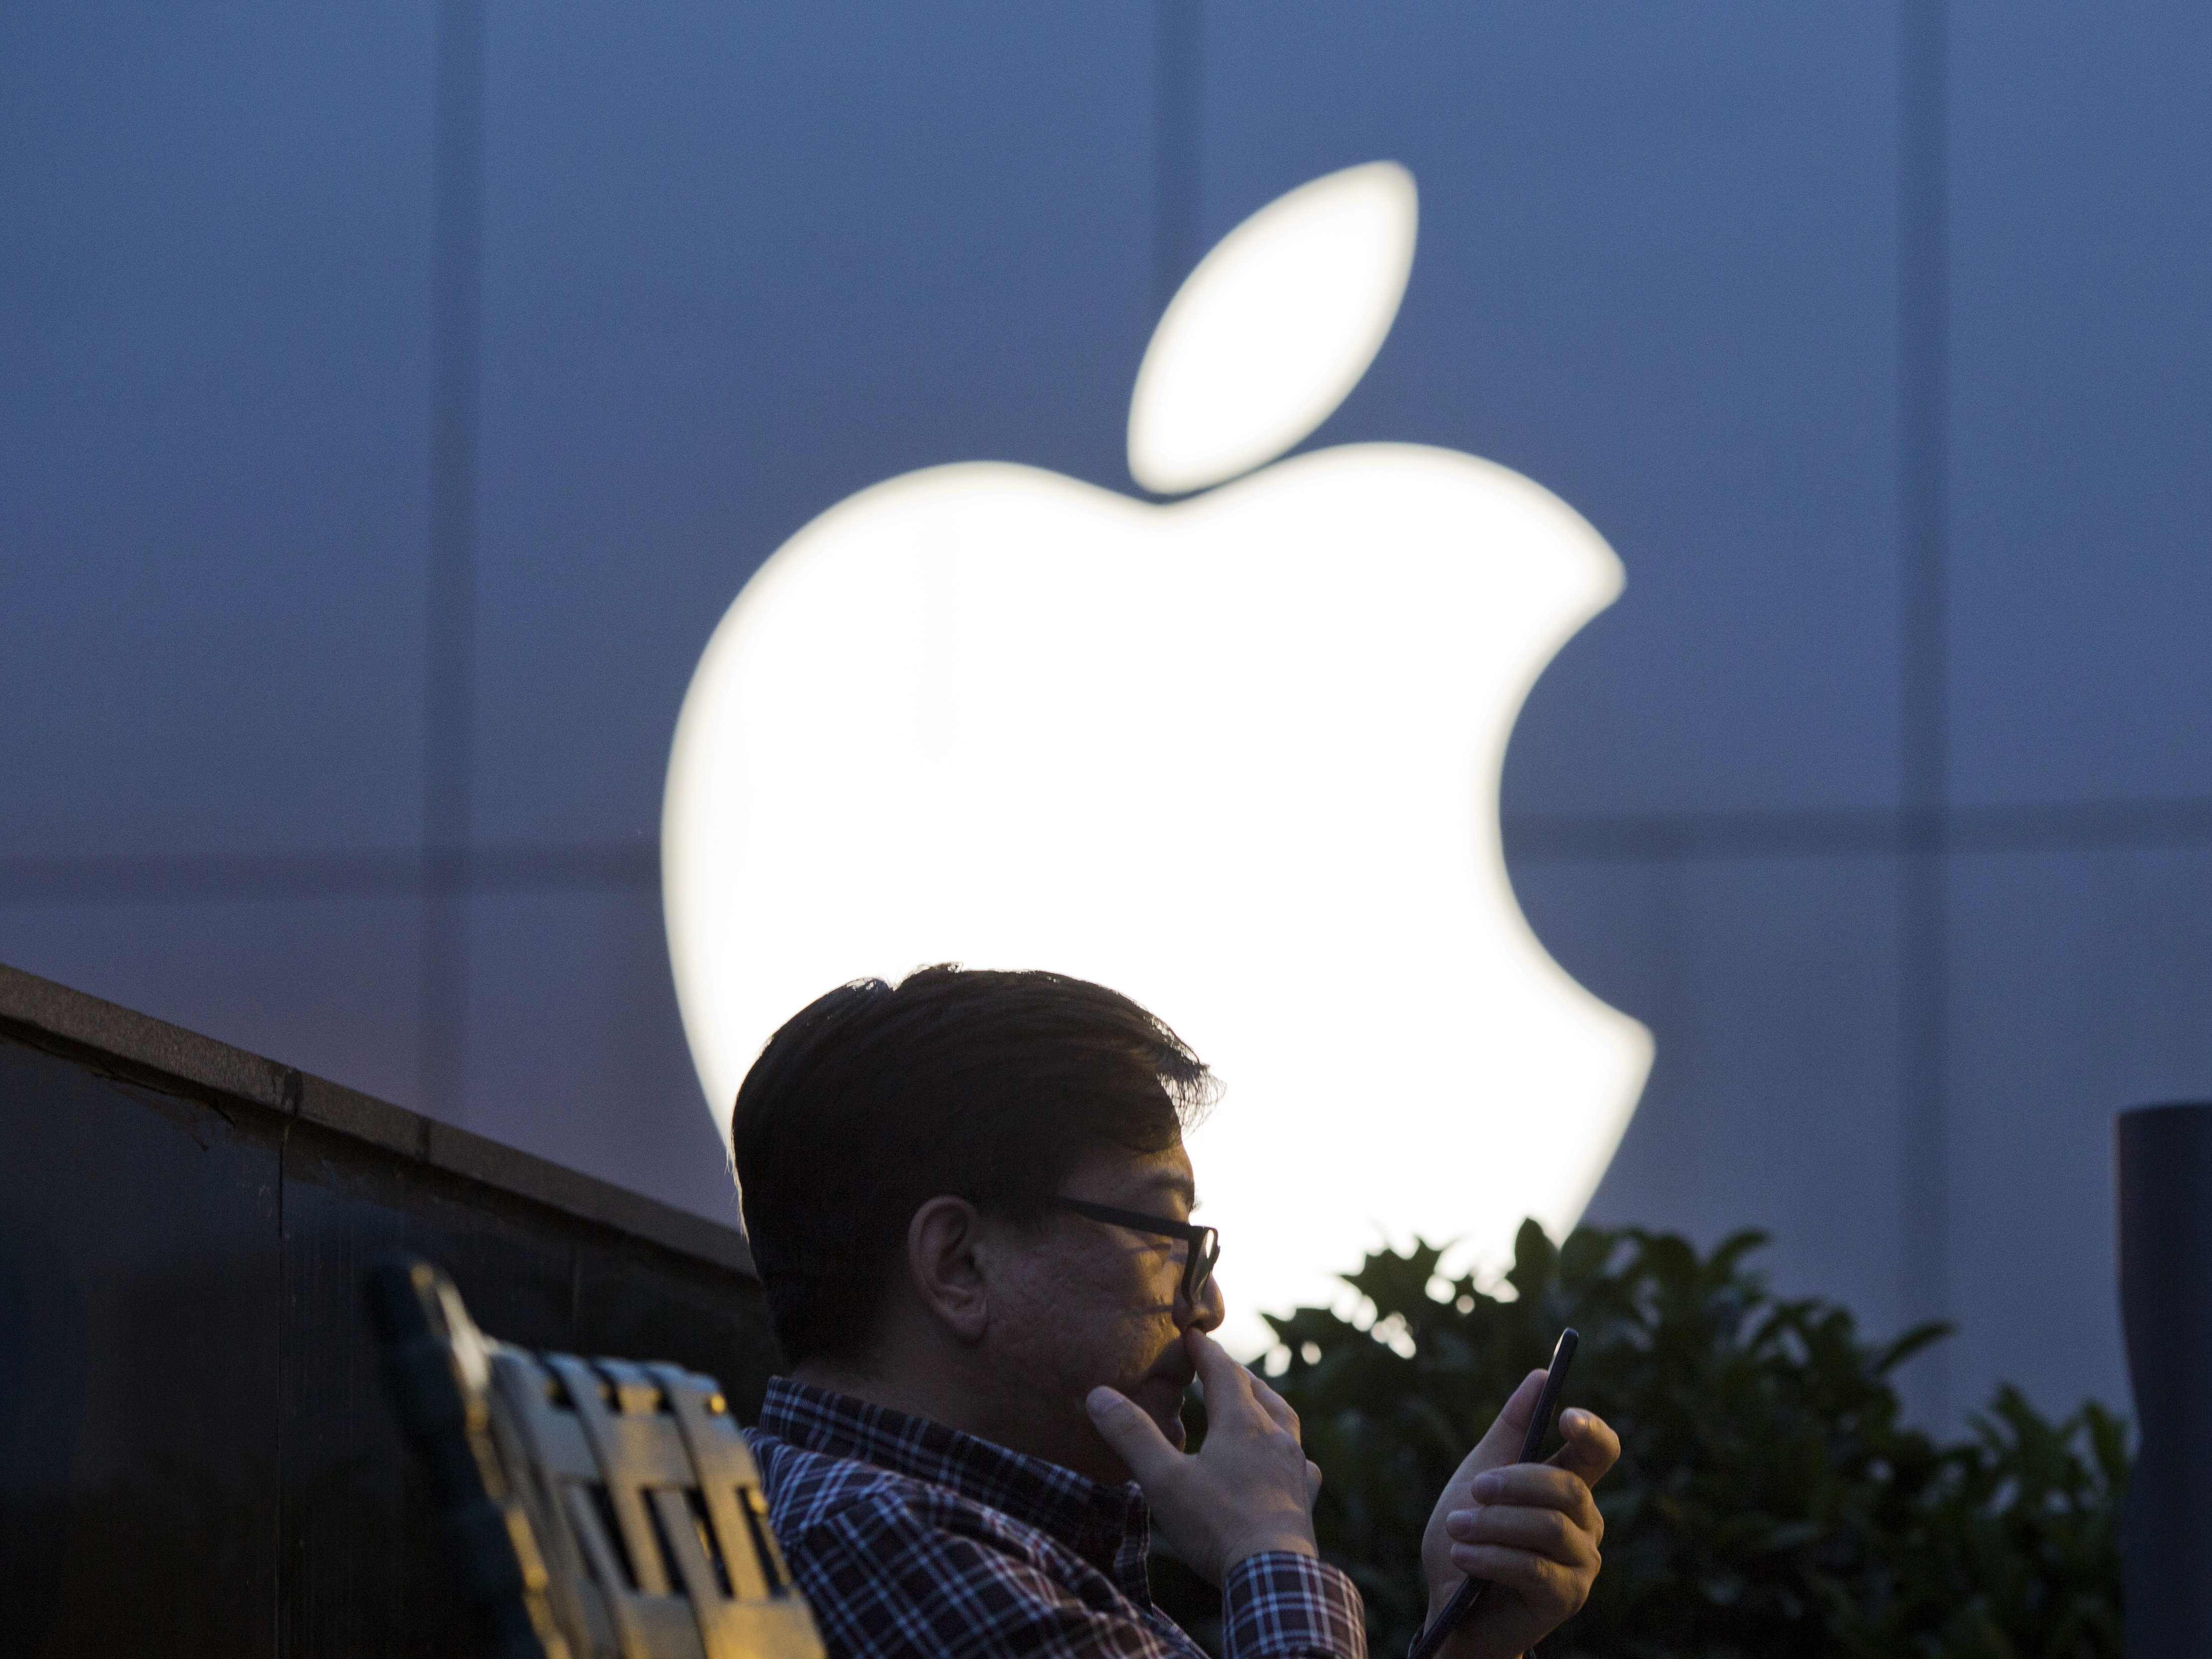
[
  {"x1": 1152, "y1": 0, "x2": 1204, "y2": 323},
  {"x1": 423, "y1": 0, "x2": 489, "y2": 1123},
  {"x1": 1898, "y1": 0, "x2": 1952, "y2": 1423}
]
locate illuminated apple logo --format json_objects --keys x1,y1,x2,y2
[{"x1": 665, "y1": 162, "x2": 1653, "y2": 1350}]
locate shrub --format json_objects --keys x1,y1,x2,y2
[{"x1": 1151, "y1": 1223, "x2": 2126, "y2": 1659}]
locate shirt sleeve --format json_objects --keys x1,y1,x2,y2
[{"x1": 1220, "y1": 1551, "x2": 1368, "y2": 1659}]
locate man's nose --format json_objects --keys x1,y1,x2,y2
[{"x1": 1182, "y1": 1271, "x2": 1226, "y2": 1334}]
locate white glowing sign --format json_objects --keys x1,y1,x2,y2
[{"x1": 665, "y1": 162, "x2": 1653, "y2": 1351}]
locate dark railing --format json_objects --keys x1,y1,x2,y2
[{"x1": 0, "y1": 960, "x2": 775, "y2": 1658}]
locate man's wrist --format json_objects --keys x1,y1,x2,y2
[{"x1": 1224, "y1": 1527, "x2": 1319, "y2": 1570}]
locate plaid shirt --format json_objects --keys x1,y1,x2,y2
[{"x1": 748, "y1": 1378, "x2": 1368, "y2": 1659}]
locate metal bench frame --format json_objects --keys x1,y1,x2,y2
[{"x1": 370, "y1": 1255, "x2": 824, "y2": 1659}]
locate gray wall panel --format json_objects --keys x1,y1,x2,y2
[
  {"x1": 1949, "y1": 2, "x2": 2212, "y2": 807},
  {"x1": 464, "y1": 886, "x2": 736, "y2": 1223},
  {"x1": 0, "y1": 1, "x2": 436, "y2": 859},
  {"x1": 1520, "y1": 852, "x2": 1904, "y2": 1338}
]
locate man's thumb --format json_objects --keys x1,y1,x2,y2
[
  {"x1": 1088, "y1": 1386, "x2": 1179, "y2": 1483},
  {"x1": 1469, "y1": 1369, "x2": 1547, "y2": 1470}
]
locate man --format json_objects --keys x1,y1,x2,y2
[{"x1": 734, "y1": 966, "x2": 1617, "y2": 1659}]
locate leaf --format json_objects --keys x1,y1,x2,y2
[
  {"x1": 1127, "y1": 161, "x2": 1417, "y2": 495},
  {"x1": 1875, "y1": 1320, "x2": 1956, "y2": 1374},
  {"x1": 1508, "y1": 1217, "x2": 1558, "y2": 1301}
]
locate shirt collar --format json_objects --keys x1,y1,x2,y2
[{"x1": 758, "y1": 1376, "x2": 1151, "y2": 1581}]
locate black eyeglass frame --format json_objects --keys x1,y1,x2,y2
[{"x1": 1051, "y1": 1197, "x2": 1221, "y2": 1306}]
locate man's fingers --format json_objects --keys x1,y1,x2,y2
[
  {"x1": 1468, "y1": 1465, "x2": 1602, "y2": 1537},
  {"x1": 1193, "y1": 1330, "x2": 1305, "y2": 1447},
  {"x1": 1305, "y1": 1459, "x2": 1323, "y2": 1505},
  {"x1": 1446, "y1": 1498, "x2": 1591, "y2": 1563},
  {"x1": 1445, "y1": 1543, "x2": 1583, "y2": 1619},
  {"x1": 1186, "y1": 1328, "x2": 1260, "y2": 1415},
  {"x1": 1087, "y1": 1386, "x2": 1183, "y2": 1485},
  {"x1": 1547, "y1": 1407, "x2": 1621, "y2": 1490},
  {"x1": 1247, "y1": 1371, "x2": 1302, "y2": 1440}
]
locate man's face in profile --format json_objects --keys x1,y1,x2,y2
[{"x1": 985, "y1": 1140, "x2": 1226, "y2": 1482}]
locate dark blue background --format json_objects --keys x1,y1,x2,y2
[{"x1": 3, "y1": 1, "x2": 2207, "y2": 1426}]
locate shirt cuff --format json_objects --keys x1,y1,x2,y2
[{"x1": 1221, "y1": 1550, "x2": 1368, "y2": 1659}]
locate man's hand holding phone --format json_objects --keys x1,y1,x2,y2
[
  {"x1": 1419, "y1": 1367, "x2": 1619, "y2": 1659},
  {"x1": 1092, "y1": 1322, "x2": 1617, "y2": 1658}
]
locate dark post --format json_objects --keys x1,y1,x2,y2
[{"x1": 2117, "y1": 1102, "x2": 2212, "y2": 1657}]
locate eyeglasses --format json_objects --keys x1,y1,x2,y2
[{"x1": 1052, "y1": 1197, "x2": 1221, "y2": 1306}]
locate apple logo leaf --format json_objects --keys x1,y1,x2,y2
[{"x1": 1128, "y1": 160, "x2": 1418, "y2": 498}]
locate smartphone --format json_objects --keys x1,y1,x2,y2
[{"x1": 1405, "y1": 1327, "x2": 1580, "y2": 1659}]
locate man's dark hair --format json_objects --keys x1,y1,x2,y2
[{"x1": 731, "y1": 965, "x2": 1216, "y2": 1367}]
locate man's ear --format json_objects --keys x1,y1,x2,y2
[{"x1": 906, "y1": 1195, "x2": 991, "y2": 1344}]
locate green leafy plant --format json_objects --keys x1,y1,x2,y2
[{"x1": 1152, "y1": 1223, "x2": 2125, "y2": 1659}]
